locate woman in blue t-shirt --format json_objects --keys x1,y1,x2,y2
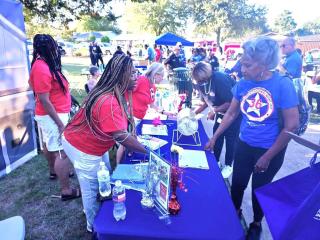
[{"x1": 205, "y1": 36, "x2": 299, "y2": 239}]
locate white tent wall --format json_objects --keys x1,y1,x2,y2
[{"x1": 0, "y1": 0, "x2": 37, "y2": 177}]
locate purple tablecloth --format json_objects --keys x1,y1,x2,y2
[{"x1": 93, "y1": 120, "x2": 244, "y2": 240}]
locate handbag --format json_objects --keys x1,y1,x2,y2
[{"x1": 255, "y1": 151, "x2": 320, "y2": 240}]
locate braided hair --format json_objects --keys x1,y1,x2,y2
[
  {"x1": 68, "y1": 54, "x2": 135, "y2": 141},
  {"x1": 31, "y1": 34, "x2": 68, "y2": 93}
]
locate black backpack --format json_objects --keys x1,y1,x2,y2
[
  {"x1": 278, "y1": 74, "x2": 311, "y2": 135},
  {"x1": 292, "y1": 77, "x2": 311, "y2": 135}
]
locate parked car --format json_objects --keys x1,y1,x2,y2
[
  {"x1": 58, "y1": 45, "x2": 66, "y2": 56},
  {"x1": 57, "y1": 41, "x2": 74, "y2": 56}
]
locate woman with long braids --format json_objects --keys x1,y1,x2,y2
[
  {"x1": 116, "y1": 62, "x2": 170, "y2": 163},
  {"x1": 62, "y1": 54, "x2": 147, "y2": 232},
  {"x1": 29, "y1": 34, "x2": 80, "y2": 201}
]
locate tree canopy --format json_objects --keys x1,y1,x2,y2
[
  {"x1": 295, "y1": 18, "x2": 320, "y2": 36},
  {"x1": 191, "y1": 0, "x2": 268, "y2": 45},
  {"x1": 20, "y1": 0, "x2": 118, "y2": 25},
  {"x1": 123, "y1": 0, "x2": 191, "y2": 36},
  {"x1": 274, "y1": 10, "x2": 297, "y2": 34},
  {"x1": 75, "y1": 15, "x2": 121, "y2": 34}
]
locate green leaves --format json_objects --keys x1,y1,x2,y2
[
  {"x1": 274, "y1": 10, "x2": 297, "y2": 34},
  {"x1": 124, "y1": 0, "x2": 191, "y2": 35},
  {"x1": 191, "y1": 0, "x2": 268, "y2": 44}
]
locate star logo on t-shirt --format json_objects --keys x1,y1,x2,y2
[
  {"x1": 240, "y1": 87, "x2": 274, "y2": 122},
  {"x1": 246, "y1": 93, "x2": 268, "y2": 117}
]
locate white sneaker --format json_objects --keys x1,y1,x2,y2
[{"x1": 221, "y1": 165, "x2": 233, "y2": 179}]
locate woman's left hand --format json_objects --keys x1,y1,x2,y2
[{"x1": 254, "y1": 157, "x2": 270, "y2": 173}]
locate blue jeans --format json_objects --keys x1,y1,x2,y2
[{"x1": 61, "y1": 136, "x2": 111, "y2": 227}]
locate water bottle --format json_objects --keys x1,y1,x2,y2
[
  {"x1": 155, "y1": 91, "x2": 162, "y2": 108},
  {"x1": 97, "y1": 162, "x2": 111, "y2": 197},
  {"x1": 113, "y1": 180, "x2": 126, "y2": 221}
]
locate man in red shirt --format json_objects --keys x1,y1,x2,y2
[
  {"x1": 29, "y1": 34, "x2": 80, "y2": 201},
  {"x1": 62, "y1": 54, "x2": 147, "y2": 232}
]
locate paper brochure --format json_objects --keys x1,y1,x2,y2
[
  {"x1": 179, "y1": 149, "x2": 209, "y2": 170},
  {"x1": 141, "y1": 124, "x2": 168, "y2": 136}
]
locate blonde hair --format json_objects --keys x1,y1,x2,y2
[
  {"x1": 192, "y1": 61, "x2": 212, "y2": 82},
  {"x1": 144, "y1": 62, "x2": 164, "y2": 83}
]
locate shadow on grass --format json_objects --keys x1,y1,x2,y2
[{"x1": 0, "y1": 154, "x2": 91, "y2": 240}]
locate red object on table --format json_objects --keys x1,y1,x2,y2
[
  {"x1": 169, "y1": 194, "x2": 181, "y2": 215},
  {"x1": 152, "y1": 116, "x2": 162, "y2": 126}
]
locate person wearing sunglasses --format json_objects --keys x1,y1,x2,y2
[
  {"x1": 193, "y1": 62, "x2": 241, "y2": 179},
  {"x1": 278, "y1": 37, "x2": 302, "y2": 79}
]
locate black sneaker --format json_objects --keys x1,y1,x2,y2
[{"x1": 246, "y1": 222, "x2": 262, "y2": 240}]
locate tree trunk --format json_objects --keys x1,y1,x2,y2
[{"x1": 216, "y1": 27, "x2": 221, "y2": 46}]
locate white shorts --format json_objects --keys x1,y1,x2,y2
[{"x1": 35, "y1": 113, "x2": 69, "y2": 152}]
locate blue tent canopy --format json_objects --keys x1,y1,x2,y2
[{"x1": 155, "y1": 32, "x2": 194, "y2": 47}]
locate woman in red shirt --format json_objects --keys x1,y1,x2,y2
[
  {"x1": 132, "y1": 62, "x2": 165, "y2": 120},
  {"x1": 62, "y1": 54, "x2": 146, "y2": 232},
  {"x1": 29, "y1": 34, "x2": 79, "y2": 201},
  {"x1": 116, "y1": 62, "x2": 167, "y2": 162}
]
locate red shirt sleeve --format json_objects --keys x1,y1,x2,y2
[
  {"x1": 134, "y1": 76, "x2": 152, "y2": 105},
  {"x1": 96, "y1": 95, "x2": 128, "y2": 133},
  {"x1": 30, "y1": 60, "x2": 52, "y2": 93}
]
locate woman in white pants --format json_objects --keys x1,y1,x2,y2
[
  {"x1": 62, "y1": 54, "x2": 147, "y2": 232},
  {"x1": 29, "y1": 34, "x2": 80, "y2": 201}
]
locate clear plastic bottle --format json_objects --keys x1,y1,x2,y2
[
  {"x1": 112, "y1": 180, "x2": 126, "y2": 221},
  {"x1": 155, "y1": 91, "x2": 162, "y2": 108},
  {"x1": 97, "y1": 162, "x2": 111, "y2": 197}
]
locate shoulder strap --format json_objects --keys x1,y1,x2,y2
[
  {"x1": 310, "y1": 150, "x2": 320, "y2": 166},
  {"x1": 277, "y1": 72, "x2": 286, "y2": 132}
]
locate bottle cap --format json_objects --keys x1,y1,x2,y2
[{"x1": 115, "y1": 180, "x2": 122, "y2": 187}]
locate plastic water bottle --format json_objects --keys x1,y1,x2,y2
[
  {"x1": 113, "y1": 180, "x2": 126, "y2": 221},
  {"x1": 155, "y1": 91, "x2": 162, "y2": 108},
  {"x1": 97, "y1": 162, "x2": 111, "y2": 197}
]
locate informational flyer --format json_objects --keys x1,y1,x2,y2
[
  {"x1": 149, "y1": 151, "x2": 171, "y2": 212},
  {"x1": 142, "y1": 124, "x2": 168, "y2": 136}
]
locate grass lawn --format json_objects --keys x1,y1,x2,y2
[
  {"x1": 0, "y1": 58, "x2": 95, "y2": 239},
  {"x1": 0, "y1": 154, "x2": 91, "y2": 240}
]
